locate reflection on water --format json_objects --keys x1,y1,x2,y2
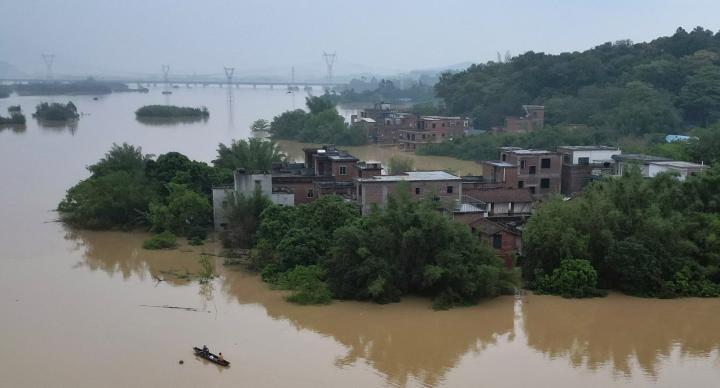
[
  {"x1": 0, "y1": 124, "x2": 26, "y2": 134},
  {"x1": 35, "y1": 118, "x2": 79, "y2": 134},
  {"x1": 522, "y1": 293, "x2": 720, "y2": 378},
  {"x1": 67, "y1": 228, "x2": 720, "y2": 387},
  {"x1": 135, "y1": 116, "x2": 210, "y2": 126}
]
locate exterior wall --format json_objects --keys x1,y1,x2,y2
[
  {"x1": 617, "y1": 161, "x2": 651, "y2": 177},
  {"x1": 270, "y1": 193, "x2": 295, "y2": 206},
  {"x1": 647, "y1": 164, "x2": 707, "y2": 181},
  {"x1": 358, "y1": 179, "x2": 461, "y2": 214},
  {"x1": 561, "y1": 164, "x2": 595, "y2": 195},
  {"x1": 234, "y1": 172, "x2": 272, "y2": 196},
  {"x1": 502, "y1": 152, "x2": 561, "y2": 198},
  {"x1": 562, "y1": 149, "x2": 620, "y2": 165},
  {"x1": 480, "y1": 164, "x2": 518, "y2": 188},
  {"x1": 330, "y1": 160, "x2": 359, "y2": 182},
  {"x1": 212, "y1": 188, "x2": 231, "y2": 231}
]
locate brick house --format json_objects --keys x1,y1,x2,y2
[
  {"x1": 498, "y1": 147, "x2": 561, "y2": 199},
  {"x1": 494, "y1": 105, "x2": 544, "y2": 133},
  {"x1": 355, "y1": 171, "x2": 462, "y2": 214},
  {"x1": 398, "y1": 116, "x2": 469, "y2": 150},
  {"x1": 469, "y1": 218, "x2": 522, "y2": 268}
]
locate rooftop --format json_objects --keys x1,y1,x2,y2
[
  {"x1": 420, "y1": 115, "x2": 464, "y2": 120},
  {"x1": 557, "y1": 145, "x2": 620, "y2": 151},
  {"x1": 357, "y1": 170, "x2": 461, "y2": 183},
  {"x1": 499, "y1": 146, "x2": 553, "y2": 155},
  {"x1": 650, "y1": 161, "x2": 708, "y2": 169},
  {"x1": 483, "y1": 161, "x2": 515, "y2": 168},
  {"x1": 612, "y1": 154, "x2": 672, "y2": 162}
]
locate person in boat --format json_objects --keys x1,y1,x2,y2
[
  {"x1": 218, "y1": 352, "x2": 224, "y2": 362},
  {"x1": 202, "y1": 345, "x2": 209, "y2": 355}
]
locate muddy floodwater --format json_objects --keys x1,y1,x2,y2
[{"x1": 1, "y1": 88, "x2": 719, "y2": 387}]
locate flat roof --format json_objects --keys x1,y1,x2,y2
[
  {"x1": 358, "y1": 170, "x2": 461, "y2": 183},
  {"x1": 420, "y1": 115, "x2": 464, "y2": 120},
  {"x1": 483, "y1": 161, "x2": 515, "y2": 168},
  {"x1": 327, "y1": 154, "x2": 358, "y2": 161},
  {"x1": 612, "y1": 154, "x2": 671, "y2": 162},
  {"x1": 557, "y1": 145, "x2": 620, "y2": 151},
  {"x1": 499, "y1": 147, "x2": 553, "y2": 155},
  {"x1": 650, "y1": 161, "x2": 708, "y2": 169}
]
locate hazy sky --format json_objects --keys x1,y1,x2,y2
[{"x1": 3, "y1": 0, "x2": 720, "y2": 78}]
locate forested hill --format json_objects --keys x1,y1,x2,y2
[{"x1": 436, "y1": 27, "x2": 720, "y2": 132}]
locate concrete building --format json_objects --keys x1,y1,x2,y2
[
  {"x1": 557, "y1": 146, "x2": 620, "y2": 195},
  {"x1": 355, "y1": 171, "x2": 462, "y2": 214},
  {"x1": 647, "y1": 161, "x2": 708, "y2": 180},
  {"x1": 498, "y1": 147, "x2": 561, "y2": 199},
  {"x1": 612, "y1": 154, "x2": 672, "y2": 177}
]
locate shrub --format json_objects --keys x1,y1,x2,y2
[
  {"x1": 276, "y1": 265, "x2": 332, "y2": 305},
  {"x1": 142, "y1": 231, "x2": 178, "y2": 250},
  {"x1": 536, "y1": 259, "x2": 604, "y2": 298}
]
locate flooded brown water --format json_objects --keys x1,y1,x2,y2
[{"x1": 1, "y1": 88, "x2": 719, "y2": 387}]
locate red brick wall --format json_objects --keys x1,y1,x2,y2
[{"x1": 331, "y1": 160, "x2": 358, "y2": 182}]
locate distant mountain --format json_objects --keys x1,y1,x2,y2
[{"x1": 0, "y1": 61, "x2": 26, "y2": 78}]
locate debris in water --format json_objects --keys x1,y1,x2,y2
[{"x1": 138, "y1": 304, "x2": 201, "y2": 312}]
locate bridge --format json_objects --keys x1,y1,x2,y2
[{"x1": 0, "y1": 77, "x2": 347, "y2": 89}]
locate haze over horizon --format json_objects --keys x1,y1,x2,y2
[{"x1": 3, "y1": 0, "x2": 720, "y2": 78}]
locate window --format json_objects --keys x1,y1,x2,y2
[
  {"x1": 518, "y1": 180, "x2": 524, "y2": 189},
  {"x1": 541, "y1": 178, "x2": 550, "y2": 188},
  {"x1": 442, "y1": 122, "x2": 445, "y2": 127},
  {"x1": 339, "y1": 165, "x2": 347, "y2": 175},
  {"x1": 529, "y1": 186, "x2": 536, "y2": 194},
  {"x1": 520, "y1": 160, "x2": 526, "y2": 169},
  {"x1": 563, "y1": 154, "x2": 571, "y2": 164},
  {"x1": 541, "y1": 158, "x2": 551, "y2": 168},
  {"x1": 578, "y1": 157, "x2": 590, "y2": 166},
  {"x1": 415, "y1": 187, "x2": 421, "y2": 195},
  {"x1": 492, "y1": 234, "x2": 503, "y2": 249},
  {"x1": 432, "y1": 123, "x2": 436, "y2": 128},
  {"x1": 501, "y1": 154, "x2": 507, "y2": 161},
  {"x1": 307, "y1": 189, "x2": 314, "y2": 198},
  {"x1": 254, "y1": 180, "x2": 262, "y2": 191},
  {"x1": 529, "y1": 166, "x2": 537, "y2": 175},
  {"x1": 447, "y1": 185, "x2": 453, "y2": 194}
]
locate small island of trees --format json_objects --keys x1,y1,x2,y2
[
  {"x1": 0, "y1": 106, "x2": 26, "y2": 125},
  {"x1": 135, "y1": 105, "x2": 209, "y2": 119},
  {"x1": 32, "y1": 102, "x2": 79, "y2": 121}
]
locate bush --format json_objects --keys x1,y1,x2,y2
[
  {"x1": 142, "y1": 231, "x2": 178, "y2": 250},
  {"x1": 276, "y1": 265, "x2": 332, "y2": 305},
  {"x1": 536, "y1": 259, "x2": 605, "y2": 298},
  {"x1": 135, "y1": 105, "x2": 209, "y2": 118}
]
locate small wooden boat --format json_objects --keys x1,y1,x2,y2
[{"x1": 193, "y1": 347, "x2": 230, "y2": 367}]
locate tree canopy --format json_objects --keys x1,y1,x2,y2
[{"x1": 437, "y1": 27, "x2": 720, "y2": 131}]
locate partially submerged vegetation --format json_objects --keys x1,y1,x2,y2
[
  {"x1": 0, "y1": 106, "x2": 25, "y2": 125},
  {"x1": 33, "y1": 102, "x2": 79, "y2": 121},
  {"x1": 522, "y1": 165, "x2": 720, "y2": 298},
  {"x1": 267, "y1": 96, "x2": 367, "y2": 145},
  {"x1": 135, "y1": 105, "x2": 209, "y2": 119},
  {"x1": 57, "y1": 139, "x2": 281, "y2": 243},
  {"x1": 142, "y1": 231, "x2": 178, "y2": 250},
  {"x1": 250, "y1": 192, "x2": 516, "y2": 309},
  {"x1": 325, "y1": 79, "x2": 436, "y2": 105},
  {"x1": 15, "y1": 79, "x2": 131, "y2": 96}
]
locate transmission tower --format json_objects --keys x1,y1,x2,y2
[
  {"x1": 161, "y1": 65, "x2": 170, "y2": 84},
  {"x1": 224, "y1": 67, "x2": 235, "y2": 84},
  {"x1": 322, "y1": 51, "x2": 337, "y2": 82},
  {"x1": 42, "y1": 53, "x2": 55, "y2": 81}
]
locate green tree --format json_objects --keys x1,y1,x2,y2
[
  {"x1": 387, "y1": 156, "x2": 415, "y2": 174},
  {"x1": 147, "y1": 183, "x2": 211, "y2": 235},
  {"x1": 213, "y1": 138, "x2": 285, "y2": 171}
]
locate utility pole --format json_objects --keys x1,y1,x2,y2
[
  {"x1": 42, "y1": 53, "x2": 55, "y2": 81},
  {"x1": 322, "y1": 51, "x2": 337, "y2": 83},
  {"x1": 291, "y1": 66, "x2": 295, "y2": 83}
]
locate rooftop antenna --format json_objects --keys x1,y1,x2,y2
[
  {"x1": 42, "y1": 53, "x2": 55, "y2": 81},
  {"x1": 322, "y1": 51, "x2": 337, "y2": 82}
]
